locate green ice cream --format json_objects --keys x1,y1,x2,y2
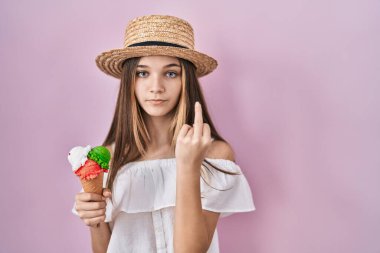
[{"x1": 87, "y1": 146, "x2": 111, "y2": 170}]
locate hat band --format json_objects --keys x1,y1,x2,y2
[{"x1": 128, "y1": 41, "x2": 188, "y2": 49}]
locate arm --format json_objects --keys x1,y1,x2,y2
[
  {"x1": 174, "y1": 102, "x2": 235, "y2": 252},
  {"x1": 174, "y1": 140, "x2": 234, "y2": 252},
  {"x1": 75, "y1": 190, "x2": 113, "y2": 253},
  {"x1": 174, "y1": 164, "x2": 220, "y2": 253},
  {"x1": 90, "y1": 222, "x2": 111, "y2": 253}
]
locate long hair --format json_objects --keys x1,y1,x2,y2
[{"x1": 102, "y1": 57, "x2": 239, "y2": 193}]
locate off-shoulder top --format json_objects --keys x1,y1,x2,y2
[{"x1": 72, "y1": 149, "x2": 255, "y2": 252}]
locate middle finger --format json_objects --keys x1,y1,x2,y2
[{"x1": 193, "y1": 102, "x2": 203, "y2": 139}]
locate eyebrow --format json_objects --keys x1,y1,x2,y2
[{"x1": 137, "y1": 63, "x2": 181, "y2": 68}]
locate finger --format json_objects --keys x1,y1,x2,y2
[
  {"x1": 84, "y1": 215, "x2": 106, "y2": 227},
  {"x1": 76, "y1": 192, "x2": 103, "y2": 202},
  {"x1": 193, "y1": 102, "x2": 203, "y2": 139},
  {"x1": 76, "y1": 200, "x2": 106, "y2": 211},
  {"x1": 78, "y1": 208, "x2": 106, "y2": 219},
  {"x1": 178, "y1": 124, "x2": 192, "y2": 139},
  {"x1": 185, "y1": 128, "x2": 194, "y2": 138},
  {"x1": 102, "y1": 189, "x2": 112, "y2": 198},
  {"x1": 202, "y1": 123, "x2": 211, "y2": 142}
]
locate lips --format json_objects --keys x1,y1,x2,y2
[{"x1": 147, "y1": 99, "x2": 167, "y2": 105}]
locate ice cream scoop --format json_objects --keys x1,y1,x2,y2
[
  {"x1": 68, "y1": 145, "x2": 92, "y2": 172},
  {"x1": 87, "y1": 146, "x2": 111, "y2": 171}
]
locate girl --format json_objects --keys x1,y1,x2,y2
[{"x1": 72, "y1": 14, "x2": 255, "y2": 253}]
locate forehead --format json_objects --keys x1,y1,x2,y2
[{"x1": 138, "y1": 55, "x2": 180, "y2": 66}]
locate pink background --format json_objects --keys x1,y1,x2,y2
[{"x1": 1, "y1": 0, "x2": 379, "y2": 252}]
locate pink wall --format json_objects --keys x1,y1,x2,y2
[{"x1": 1, "y1": 0, "x2": 379, "y2": 252}]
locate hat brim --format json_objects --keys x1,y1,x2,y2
[{"x1": 95, "y1": 46, "x2": 218, "y2": 79}]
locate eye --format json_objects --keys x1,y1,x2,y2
[
  {"x1": 166, "y1": 71, "x2": 178, "y2": 78},
  {"x1": 136, "y1": 71, "x2": 148, "y2": 78}
]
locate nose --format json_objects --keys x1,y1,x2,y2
[{"x1": 149, "y1": 75, "x2": 165, "y2": 94}]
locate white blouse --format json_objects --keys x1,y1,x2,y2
[{"x1": 72, "y1": 157, "x2": 255, "y2": 253}]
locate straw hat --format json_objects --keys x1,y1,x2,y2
[{"x1": 95, "y1": 15, "x2": 218, "y2": 79}]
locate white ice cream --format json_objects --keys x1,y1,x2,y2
[{"x1": 68, "y1": 145, "x2": 92, "y2": 172}]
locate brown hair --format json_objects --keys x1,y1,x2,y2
[{"x1": 102, "y1": 57, "x2": 240, "y2": 193}]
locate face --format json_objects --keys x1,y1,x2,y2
[{"x1": 134, "y1": 55, "x2": 182, "y2": 118}]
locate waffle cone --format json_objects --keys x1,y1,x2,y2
[{"x1": 80, "y1": 171, "x2": 104, "y2": 195}]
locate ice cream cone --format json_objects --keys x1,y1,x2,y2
[
  {"x1": 68, "y1": 145, "x2": 111, "y2": 195},
  {"x1": 80, "y1": 171, "x2": 104, "y2": 195}
]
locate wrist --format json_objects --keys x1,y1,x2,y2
[{"x1": 176, "y1": 162, "x2": 201, "y2": 177}]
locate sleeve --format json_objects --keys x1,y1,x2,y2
[
  {"x1": 71, "y1": 171, "x2": 114, "y2": 223},
  {"x1": 200, "y1": 159, "x2": 256, "y2": 218}
]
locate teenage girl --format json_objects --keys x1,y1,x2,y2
[{"x1": 72, "y1": 14, "x2": 255, "y2": 253}]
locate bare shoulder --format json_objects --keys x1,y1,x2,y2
[{"x1": 205, "y1": 140, "x2": 235, "y2": 162}]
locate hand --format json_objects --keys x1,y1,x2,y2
[
  {"x1": 175, "y1": 101, "x2": 213, "y2": 170},
  {"x1": 75, "y1": 188, "x2": 112, "y2": 227}
]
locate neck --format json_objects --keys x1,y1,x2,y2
[{"x1": 143, "y1": 114, "x2": 173, "y2": 150}]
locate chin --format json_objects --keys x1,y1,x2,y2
[
  {"x1": 141, "y1": 103, "x2": 177, "y2": 118},
  {"x1": 143, "y1": 108, "x2": 173, "y2": 118}
]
